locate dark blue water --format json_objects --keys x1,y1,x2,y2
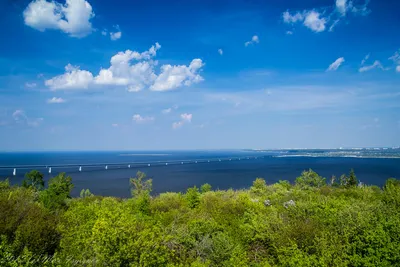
[{"x1": 0, "y1": 151, "x2": 399, "y2": 198}]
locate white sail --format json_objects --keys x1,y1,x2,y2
[
  {"x1": 105, "y1": 165, "x2": 108, "y2": 170},
  {"x1": 13, "y1": 168, "x2": 16, "y2": 176},
  {"x1": 79, "y1": 166, "x2": 82, "y2": 172},
  {"x1": 49, "y1": 167, "x2": 52, "y2": 174}
]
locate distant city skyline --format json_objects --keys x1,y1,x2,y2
[{"x1": 0, "y1": 0, "x2": 399, "y2": 150}]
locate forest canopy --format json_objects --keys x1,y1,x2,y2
[{"x1": 1, "y1": 169, "x2": 400, "y2": 266}]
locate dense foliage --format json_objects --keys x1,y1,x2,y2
[{"x1": 1, "y1": 169, "x2": 400, "y2": 266}]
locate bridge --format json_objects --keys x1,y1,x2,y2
[{"x1": 0, "y1": 156, "x2": 263, "y2": 176}]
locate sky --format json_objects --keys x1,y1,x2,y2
[{"x1": 0, "y1": 0, "x2": 399, "y2": 151}]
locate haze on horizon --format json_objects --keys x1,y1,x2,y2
[{"x1": 0, "y1": 0, "x2": 399, "y2": 151}]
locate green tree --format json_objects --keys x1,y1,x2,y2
[
  {"x1": 130, "y1": 171, "x2": 152, "y2": 197},
  {"x1": 186, "y1": 186, "x2": 200, "y2": 209},
  {"x1": 21, "y1": 170, "x2": 44, "y2": 191},
  {"x1": 200, "y1": 183, "x2": 212, "y2": 194},
  {"x1": 80, "y1": 189, "x2": 93, "y2": 198},
  {"x1": 39, "y1": 173, "x2": 73, "y2": 210},
  {"x1": 295, "y1": 169, "x2": 326, "y2": 188},
  {"x1": 347, "y1": 169, "x2": 358, "y2": 187},
  {"x1": 250, "y1": 178, "x2": 267, "y2": 195}
]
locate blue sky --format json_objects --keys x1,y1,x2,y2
[{"x1": 0, "y1": 0, "x2": 399, "y2": 151}]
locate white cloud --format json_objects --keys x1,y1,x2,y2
[
  {"x1": 172, "y1": 113, "x2": 193, "y2": 129},
  {"x1": 150, "y1": 59, "x2": 204, "y2": 91},
  {"x1": 110, "y1": 31, "x2": 121, "y2": 41},
  {"x1": 110, "y1": 25, "x2": 121, "y2": 41},
  {"x1": 359, "y1": 60, "x2": 385, "y2": 72},
  {"x1": 303, "y1": 11, "x2": 326, "y2": 32},
  {"x1": 23, "y1": 0, "x2": 94, "y2": 38},
  {"x1": 101, "y1": 29, "x2": 107, "y2": 36},
  {"x1": 389, "y1": 50, "x2": 400, "y2": 64},
  {"x1": 283, "y1": 10, "x2": 326, "y2": 33},
  {"x1": 46, "y1": 43, "x2": 205, "y2": 92},
  {"x1": 47, "y1": 97, "x2": 66, "y2": 103},
  {"x1": 361, "y1": 53, "x2": 370, "y2": 65},
  {"x1": 336, "y1": 0, "x2": 348, "y2": 15},
  {"x1": 12, "y1": 110, "x2": 43, "y2": 127},
  {"x1": 396, "y1": 66, "x2": 400, "y2": 73},
  {"x1": 218, "y1": 49, "x2": 223, "y2": 55},
  {"x1": 283, "y1": 1, "x2": 370, "y2": 33},
  {"x1": 327, "y1": 57, "x2": 345, "y2": 71},
  {"x1": 112, "y1": 123, "x2": 118, "y2": 127},
  {"x1": 180, "y1": 113, "x2": 192, "y2": 122},
  {"x1": 286, "y1": 31, "x2": 293, "y2": 35},
  {"x1": 172, "y1": 121, "x2": 184, "y2": 129},
  {"x1": 132, "y1": 114, "x2": 154, "y2": 123},
  {"x1": 25, "y1": 82, "x2": 37, "y2": 88},
  {"x1": 283, "y1": 11, "x2": 304, "y2": 23},
  {"x1": 45, "y1": 64, "x2": 93, "y2": 90},
  {"x1": 329, "y1": 19, "x2": 340, "y2": 32},
  {"x1": 244, "y1": 35, "x2": 259, "y2": 46},
  {"x1": 162, "y1": 108, "x2": 172, "y2": 114},
  {"x1": 12, "y1": 110, "x2": 25, "y2": 120}
]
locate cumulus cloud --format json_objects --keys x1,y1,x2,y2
[
  {"x1": 336, "y1": 0, "x2": 348, "y2": 15},
  {"x1": 180, "y1": 113, "x2": 192, "y2": 122},
  {"x1": 45, "y1": 64, "x2": 93, "y2": 90},
  {"x1": 110, "y1": 25, "x2": 122, "y2": 41},
  {"x1": 132, "y1": 114, "x2": 154, "y2": 123},
  {"x1": 359, "y1": 60, "x2": 385, "y2": 72},
  {"x1": 286, "y1": 31, "x2": 293, "y2": 35},
  {"x1": 218, "y1": 49, "x2": 223, "y2": 55},
  {"x1": 23, "y1": 0, "x2": 94, "y2": 38},
  {"x1": 244, "y1": 35, "x2": 259, "y2": 46},
  {"x1": 303, "y1": 11, "x2": 326, "y2": 32},
  {"x1": 45, "y1": 43, "x2": 205, "y2": 92},
  {"x1": 150, "y1": 59, "x2": 204, "y2": 91},
  {"x1": 172, "y1": 113, "x2": 193, "y2": 129},
  {"x1": 110, "y1": 31, "x2": 121, "y2": 41},
  {"x1": 47, "y1": 97, "x2": 66, "y2": 103},
  {"x1": 283, "y1": 10, "x2": 326, "y2": 33},
  {"x1": 396, "y1": 66, "x2": 400, "y2": 73},
  {"x1": 12, "y1": 110, "x2": 43, "y2": 127},
  {"x1": 25, "y1": 82, "x2": 37, "y2": 88},
  {"x1": 327, "y1": 57, "x2": 345, "y2": 71}
]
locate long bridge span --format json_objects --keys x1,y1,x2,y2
[{"x1": 0, "y1": 155, "x2": 263, "y2": 176}]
